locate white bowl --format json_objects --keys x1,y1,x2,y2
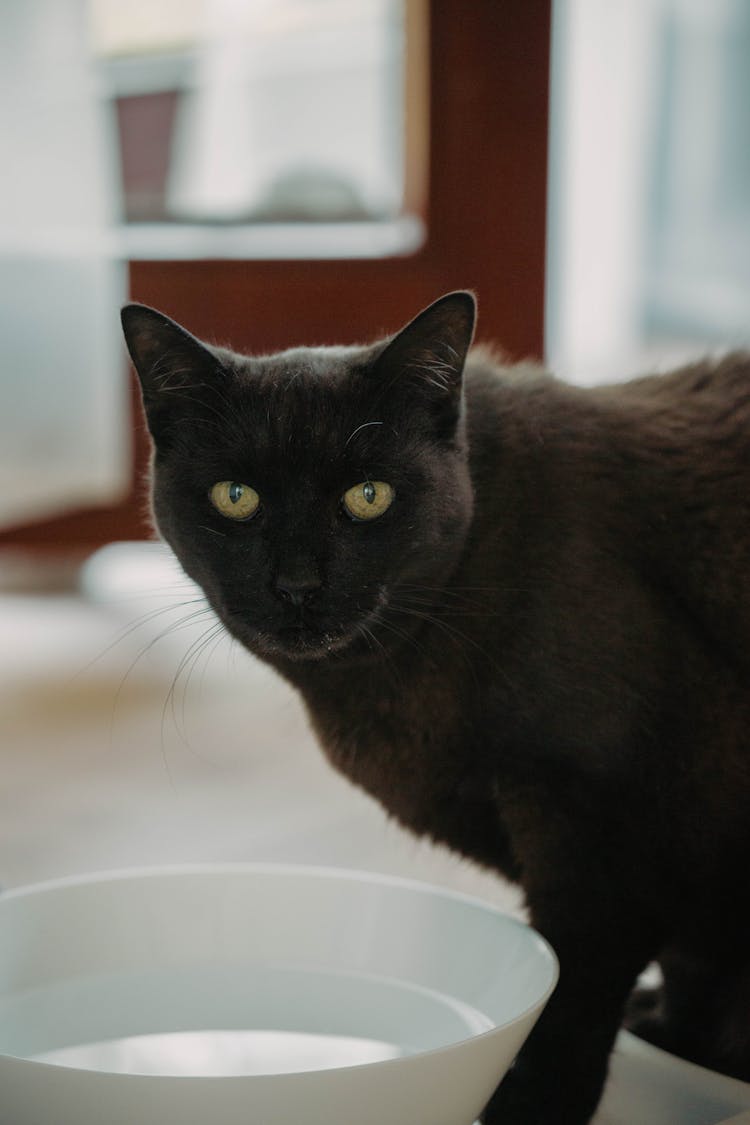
[
  {"x1": 0, "y1": 864, "x2": 557, "y2": 1125},
  {"x1": 595, "y1": 1029, "x2": 750, "y2": 1125}
]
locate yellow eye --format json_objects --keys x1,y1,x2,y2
[
  {"x1": 210, "y1": 481, "x2": 261, "y2": 521},
  {"x1": 342, "y1": 481, "x2": 394, "y2": 521}
]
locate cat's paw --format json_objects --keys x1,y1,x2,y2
[
  {"x1": 623, "y1": 983, "x2": 703, "y2": 1062},
  {"x1": 623, "y1": 983, "x2": 662, "y2": 1028},
  {"x1": 622, "y1": 983, "x2": 673, "y2": 1050},
  {"x1": 624, "y1": 990, "x2": 750, "y2": 1083}
]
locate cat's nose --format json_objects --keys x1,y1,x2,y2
[{"x1": 274, "y1": 575, "x2": 322, "y2": 607}]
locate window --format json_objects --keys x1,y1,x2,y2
[
  {"x1": 89, "y1": 0, "x2": 424, "y2": 257},
  {"x1": 547, "y1": 0, "x2": 750, "y2": 383}
]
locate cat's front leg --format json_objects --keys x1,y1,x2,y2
[
  {"x1": 625, "y1": 945, "x2": 750, "y2": 1081},
  {"x1": 480, "y1": 885, "x2": 660, "y2": 1125}
]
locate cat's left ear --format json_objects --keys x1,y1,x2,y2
[{"x1": 373, "y1": 291, "x2": 476, "y2": 435}]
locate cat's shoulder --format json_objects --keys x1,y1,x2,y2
[
  {"x1": 463, "y1": 345, "x2": 594, "y2": 438},
  {"x1": 465, "y1": 343, "x2": 548, "y2": 385}
]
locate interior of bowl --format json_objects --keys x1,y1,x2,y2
[{"x1": 0, "y1": 864, "x2": 557, "y2": 1076}]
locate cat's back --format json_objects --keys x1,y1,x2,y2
[{"x1": 595, "y1": 349, "x2": 750, "y2": 435}]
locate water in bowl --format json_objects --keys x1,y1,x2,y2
[
  {"x1": 33, "y1": 1028, "x2": 404, "y2": 1075},
  {"x1": 1, "y1": 962, "x2": 494, "y2": 1077}
]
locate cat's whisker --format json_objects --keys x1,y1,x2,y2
[
  {"x1": 396, "y1": 582, "x2": 530, "y2": 600},
  {"x1": 197, "y1": 624, "x2": 231, "y2": 700},
  {"x1": 99, "y1": 583, "x2": 199, "y2": 599},
  {"x1": 369, "y1": 612, "x2": 433, "y2": 667},
  {"x1": 110, "y1": 605, "x2": 217, "y2": 694},
  {"x1": 388, "y1": 595, "x2": 504, "y2": 618},
  {"x1": 385, "y1": 601, "x2": 514, "y2": 689},
  {"x1": 390, "y1": 588, "x2": 497, "y2": 615},
  {"x1": 161, "y1": 619, "x2": 228, "y2": 765},
  {"x1": 106, "y1": 604, "x2": 219, "y2": 764},
  {"x1": 357, "y1": 621, "x2": 398, "y2": 680},
  {"x1": 72, "y1": 595, "x2": 210, "y2": 683}
]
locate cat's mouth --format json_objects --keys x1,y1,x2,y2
[
  {"x1": 219, "y1": 610, "x2": 363, "y2": 662},
  {"x1": 230, "y1": 608, "x2": 387, "y2": 663},
  {"x1": 254, "y1": 622, "x2": 362, "y2": 661},
  {"x1": 219, "y1": 589, "x2": 389, "y2": 664}
]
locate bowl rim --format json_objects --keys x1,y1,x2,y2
[
  {"x1": 0, "y1": 861, "x2": 559, "y2": 1080},
  {"x1": 0, "y1": 859, "x2": 535, "y2": 923},
  {"x1": 616, "y1": 1029, "x2": 750, "y2": 1099}
]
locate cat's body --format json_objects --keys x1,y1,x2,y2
[{"x1": 122, "y1": 294, "x2": 750, "y2": 1124}]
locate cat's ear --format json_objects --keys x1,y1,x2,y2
[
  {"x1": 120, "y1": 304, "x2": 225, "y2": 446},
  {"x1": 373, "y1": 291, "x2": 476, "y2": 435}
]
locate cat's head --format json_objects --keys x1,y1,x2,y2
[{"x1": 121, "y1": 292, "x2": 476, "y2": 666}]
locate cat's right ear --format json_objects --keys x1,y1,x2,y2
[{"x1": 120, "y1": 304, "x2": 225, "y2": 447}]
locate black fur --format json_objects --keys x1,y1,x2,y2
[{"x1": 122, "y1": 293, "x2": 750, "y2": 1124}]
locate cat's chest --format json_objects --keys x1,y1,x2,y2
[{"x1": 300, "y1": 665, "x2": 485, "y2": 837}]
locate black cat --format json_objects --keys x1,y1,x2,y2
[{"x1": 122, "y1": 292, "x2": 750, "y2": 1124}]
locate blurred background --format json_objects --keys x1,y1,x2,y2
[{"x1": 0, "y1": 0, "x2": 747, "y2": 900}]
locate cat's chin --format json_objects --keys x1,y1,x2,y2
[{"x1": 235, "y1": 623, "x2": 362, "y2": 664}]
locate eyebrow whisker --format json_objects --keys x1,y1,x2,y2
[{"x1": 344, "y1": 420, "x2": 384, "y2": 449}]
